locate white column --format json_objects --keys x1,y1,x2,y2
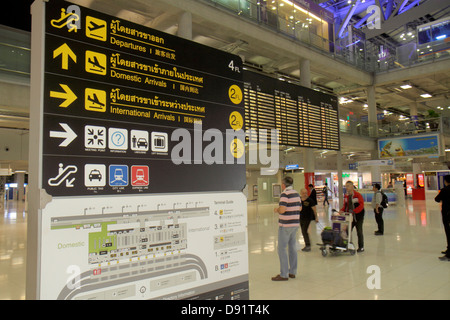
[
  {"x1": 412, "y1": 162, "x2": 420, "y2": 188},
  {"x1": 367, "y1": 85, "x2": 377, "y2": 137},
  {"x1": 178, "y1": 12, "x2": 193, "y2": 40},
  {"x1": 299, "y1": 59, "x2": 311, "y2": 88},
  {"x1": 336, "y1": 151, "x2": 343, "y2": 208},
  {"x1": 300, "y1": 59, "x2": 314, "y2": 188},
  {"x1": 370, "y1": 149, "x2": 381, "y2": 185},
  {"x1": 15, "y1": 172, "x2": 25, "y2": 201},
  {"x1": 371, "y1": 166, "x2": 382, "y2": 185},
  {"x1": 410, "y1": 102, "x2": 419, "y2": 132}
]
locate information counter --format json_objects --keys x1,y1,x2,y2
[{"x1": 358, "y1": 188, "x2": 397, "y2": 205}]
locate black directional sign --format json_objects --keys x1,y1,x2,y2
[{"x1": 42, "y1": 0, "x2": 245, "y2": 196}]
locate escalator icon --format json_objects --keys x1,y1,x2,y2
[{"x1": 48, "y1": 163, "x2": 78, "y2": 187}]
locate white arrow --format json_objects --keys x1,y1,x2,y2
[
  {"x1": 50, "y1": 123, "x2": 77, "y2": 147},
  {"x1": 65, "y1": 177, "x2": 76, "y2": 187}
]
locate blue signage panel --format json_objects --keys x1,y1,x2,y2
[
  {"x1": 109, "y1": 165, "x2": 128, "y2": 186},
  {"x1": 378, "y1": 134, "x2": 441, "y2": 158}
]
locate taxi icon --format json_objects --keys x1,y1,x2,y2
[{"x1": 89, "y1": 169, "x2": 102, "y2": 181}]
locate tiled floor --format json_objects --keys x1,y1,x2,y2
[
  {"x1": 247, "y1": 198, "x2": 450, "y2": 300},
  {"x1": 0, "y1": 197, "x2": 449, "y2": 300},
  {"x1": 0, "y1": 201, "x2": 27, "y2": 300}
]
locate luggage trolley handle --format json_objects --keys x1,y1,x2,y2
[{"x1": 332, "y1": 209, "x2": 355, "y2": 222}]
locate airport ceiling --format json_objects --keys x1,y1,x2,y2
[{"x1": 0, "y1": 0, "x2": 449, "y2": 168}]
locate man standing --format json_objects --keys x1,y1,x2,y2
[
  {"x1": 372, "y1": 183, "x2": 384, "y2": 235},
  {"x1": 435, "y1": 175, "x2": 450, "y2": 261},
  {"x1": 272, "y1": 177, "x2": 301, "y2": 281},
  {"x1": 340, "y1": 181, "x2": 365, "y2": 252}
]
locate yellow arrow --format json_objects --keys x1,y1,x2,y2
[
  {"x1": 50, "y1": 84, "x2": 77, "y2": 108},
  {"x1": 53, "y1": 43, "x2": 77, "y2": 70}
]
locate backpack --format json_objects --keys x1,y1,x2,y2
[{"x1": 380, "y1": 191, "x2": 388, "y2": 208}]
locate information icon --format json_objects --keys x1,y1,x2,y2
[{"x1": 109, "y1": 128, "x2": 128, "y2": 150}]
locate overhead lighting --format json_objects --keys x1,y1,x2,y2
[
  {"x1": 281, "y1": 0, "x2": 322, "y2": 22},
  {"x1": 400, "y1": 84, "x2": 412, "y2": 89},
  {"x1": 420, "y1": 93, "x2": 432, "y2": 98},
  {"x1": 339, "y1": 97, "x2": 353, "y2": 104},
  {"x1": 436, "y1": 35, "x2": 447, "y2": 40}
]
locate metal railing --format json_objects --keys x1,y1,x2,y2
[
  {"x1": 201, "y1": 0, "x2": 450, "y2": 73},
  {"x1": 339, "y1": 116, "x2": 448, "y2": 138},
  {"x1": 0, "y1": 41, "x2": 30, "y2": 77}
]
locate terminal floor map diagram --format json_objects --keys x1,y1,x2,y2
[{"x1": 40, "y1": 192, "x2": 248, "y2": 300}]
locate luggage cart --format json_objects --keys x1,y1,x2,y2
[{"x1": 318, "y1": 210, "x2": 356, "y2": 256}]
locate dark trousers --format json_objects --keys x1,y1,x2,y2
[
  {"x1": 443, "y1": 213, "x2": 450, "y2": 255},
  {"x1": 300, "y1": 219, "x2": 312, "y2": 247},
  {"x1": 374, "y1": 207, "x2": 384, "y2": 234},
  {"x1": 351, "y1": 211, "x2": 364, "y2": 249}
]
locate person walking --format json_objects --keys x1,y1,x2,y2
[
  {"x1": 435, "y1": 174, "x2": 450, "y2": 261},
  {"x1": 340, "y1": 181, "x2": 365, "y2": 252},
  {"x1": 372, "y1": 183, "x2": 384, "y2": 235},
  {"x1": 300, "y1": 188, "x2": 318, "y2": 252},
  {"x1": 272, "y1": 177, "x2": 301, "y2": 281},
  {"x1": 322, "y1": 182, "x2": 331, "y2": 206}
]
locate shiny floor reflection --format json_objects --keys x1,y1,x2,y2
[
  {"x1": 0, "y1": 200, "x2": 27, "y2": 300},
  {"x1": 248, "y1": 198, "x2": 450, "y2": 300},
  {"x1": 0, "y1": 198, "x2": 449, "y2": 300}
]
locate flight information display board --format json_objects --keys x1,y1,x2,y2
[{"x1": 243, "y1": 70, "x2": 340, "y2": 150}]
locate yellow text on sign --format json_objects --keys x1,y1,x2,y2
[
  {"x1": 85, "y1": 88, "x2": 107, "y2": 112},
  {"x1": 86, "y1": 16, "x2": 107, "y2": 41},
  {"x1": 228, "y1": 85, "x2": 242, "y2": 105},
  {"x1": 230, "y1": 138, "x2": 244, "y2": 159},
  {"x1": 229, "y1": 111, "x2": 243, "y2": 131}
]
